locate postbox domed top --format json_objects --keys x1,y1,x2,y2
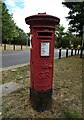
[{"x1": 25, "y1": 12, "x2": 60, "y2": 26}]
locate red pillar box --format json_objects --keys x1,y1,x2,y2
[{"x1": 25, "y1": 13, "x2": 60, "y2": 111}]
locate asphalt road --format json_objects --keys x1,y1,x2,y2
[
  {"x1": 1, "y1": 50, "x2": 30, "y2": 68},
  {"x1": 1, "y1": 49, "x2": 76, "y2": 68}
]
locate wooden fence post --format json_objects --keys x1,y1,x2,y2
[
  {"x1": 71, "y1": 48, "x2": 73, "y2": 56},
  {"x1": 80, "y1": 48, "x2": 83, "y2": 58},
  {"x1": 4, "y1": 44, "x2": 6, "y2": 50},
  {"x1": 66, "y1": 48, "x2": 68, "y2": 57},
  {"x1": 21, "y1": 44, "x2": 22, "y2": 50},
  {"x1": 59, "y1": 48, "x2": 61, "y2": 59},
  {"x1": 78, "y1": 49, "x2": 80, "y2": 54},
  {"x1": 13, "y1": 44, "x2": 15, "y2": 50}
]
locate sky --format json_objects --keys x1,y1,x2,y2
[{"x1": 4, "y1": 0, "x2": 70, "y2": 33}]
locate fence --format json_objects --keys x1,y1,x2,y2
[
  {"x1": 0, "y1": 44, "x2": 83, "y2": 58},
  {"x1": 0, "y1": 44, "x2": 27, "y2": 51},
  {"x1": 58, "y1": 48, "x2": 83, "y2": 59}
]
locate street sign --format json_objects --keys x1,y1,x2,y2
[{"x1": 26, "y1": 35, "x2": 28, "y2": 39}]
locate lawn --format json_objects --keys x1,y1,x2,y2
[{"x1": 2, "y1": 55, "x2": 82, "y2": 119}]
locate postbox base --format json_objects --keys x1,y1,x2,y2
[{"x1": 30, "y1": 88, "x2": 52, "y2": 111}]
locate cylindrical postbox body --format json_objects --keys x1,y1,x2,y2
[{"x1": 25, "y1": 13, "x2": 60, "y2": 111}]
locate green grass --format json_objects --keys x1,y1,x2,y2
[
  {"x1": 2, "y1": 65, "x2": 30, "y2": 85},
  {"x1": 64, "y1": 109, "x2": 80, "y2": 118},
  {"x1": 2, "y1": 55, "x2": 82, "y2": 118}
]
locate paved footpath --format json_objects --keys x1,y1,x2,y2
[
  {"x1": 0, "y1": 82, "x2": 23, "y2": 118},
  {"x1": 0, "y1": 82, "x2": 23, "y2": 97}
]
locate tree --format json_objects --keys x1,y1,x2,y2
[
  {"x1": 2, "y1": 1, "x2": 27, "y2": 45},
  {"x1": 16, "y1": 27, "x2": 26, "y2": 45},
  {"x1": 2, "y1": 2, "x2": 18, "y2": 44},
  {"x1": 62, "y1": 31, "x2": 81, "y2": 48},
  {"x1": 55, "y1": 24, "x2": 65, "y2": 39},
  {"x1": 62, "y1": 2, "x2": 84, "y2": 37},
  {"x1": 12, "y1": 26, "x2": 26, "y2": 45},
  {"x1": 55, "y1": 24, "x2": 81, "y2": 48},
  {"x1": 55, "y1": 24, "x2": 66, "y2": 48}
]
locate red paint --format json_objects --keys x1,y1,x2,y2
[{"x1": 25, "y1": 13, "x2": 60, "y2": 91}]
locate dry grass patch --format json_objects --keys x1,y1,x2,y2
[{"x1": 2, "y1": 55, "x2": 82, "y2": 119}]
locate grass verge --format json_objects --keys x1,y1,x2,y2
[{"x1": 2, "y1": 55, "x2": 82, "y2": 118}]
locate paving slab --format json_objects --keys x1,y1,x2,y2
[
  {"x1": 0, "y1": 82, "x2": 23, "y2": 117},
  {"x1": 0, "y1": 82, "x2": 23, "y2": 97}
]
